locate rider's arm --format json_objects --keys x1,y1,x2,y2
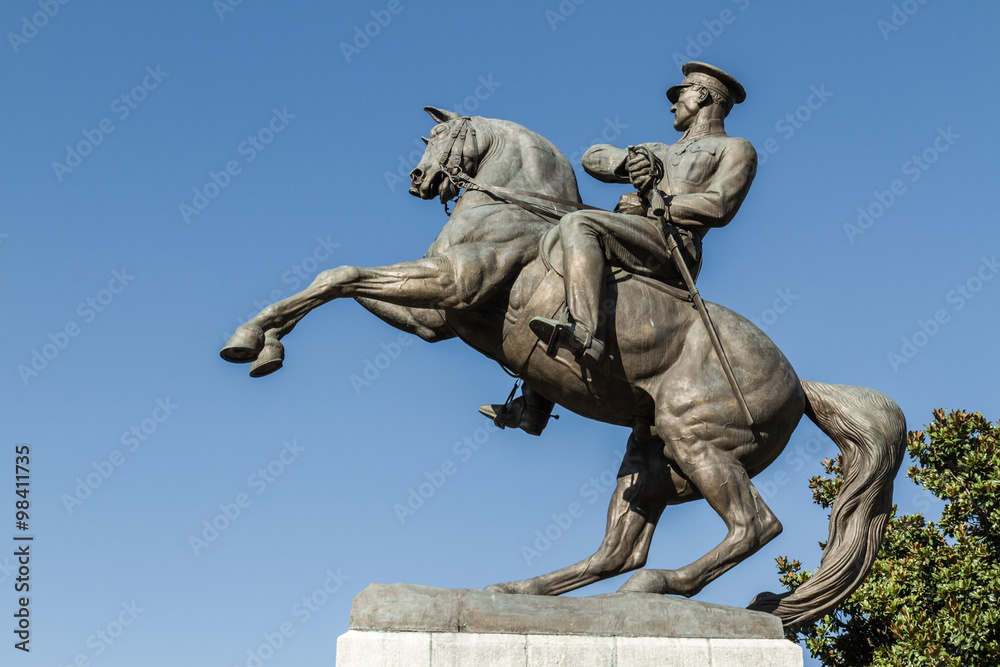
[
  {"x1": 667, "y1": 138, "x2": 757, "y2": 232},
  {"x1": 582, "y1": 143, "x2": 670, "y2": 183},
  {"x1": 581, "y1": 144, "x2": 630, "y2": 183}
]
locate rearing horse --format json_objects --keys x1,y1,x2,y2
[{"x1": 220, "y1": 106, "x2": 906, "y2": 626}]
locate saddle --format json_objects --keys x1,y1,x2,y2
[{"x1": 497, "y1": 226, "x2": 693, "y2": 378}]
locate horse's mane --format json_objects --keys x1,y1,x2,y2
[{"x1": 474, "y1": 117, "x2": 581, "y2": 202}]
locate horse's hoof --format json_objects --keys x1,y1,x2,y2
[
  {"x1": 484, "y1": 580, "x2": 543, "y2": 595},
  {"x1": 484, "y1": 583, "x2": 514, "y2": 594},
  {"x1": 249, "y1": 338, "x2": 284, "y2": 377},
  {"x1": 617, "y1": 569, "x2": 669, "y2": 595},
  {"x1": 221, "y1": 325, "x2": 265, "y2": 363}
]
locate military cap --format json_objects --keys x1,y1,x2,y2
[{"x1": 666, "y1": 61, "x2": 747, "y2": 106}]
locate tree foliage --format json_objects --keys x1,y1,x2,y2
[{"x1": 779, "y1": 409, "x2": 1000, "y2": 666}]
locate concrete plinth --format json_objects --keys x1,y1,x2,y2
[{"x1": 336, "y1": 583, "x2": 803, "y2": 666}]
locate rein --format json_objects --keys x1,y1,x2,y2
[{"x1": 438, "y1": 117, "x2": 608, "y2": 221}]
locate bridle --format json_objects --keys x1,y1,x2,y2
[
  {"x1": 433, "y1": 116, "x2": 605, "y2": 220},
  {"x1": 436, "y1": 116, "x2": 479, "y2": 187}
]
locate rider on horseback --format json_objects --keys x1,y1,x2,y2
[
  {"x1": 484, "y1": 61, "x2": 758, "y2": 435},
  {"x1": 223, "y1": 62, "x2": 906, "y2": 624}
]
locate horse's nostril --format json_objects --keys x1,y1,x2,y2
[{"x1": 410, "y1": 168, "x2": 423, "y2": 182}]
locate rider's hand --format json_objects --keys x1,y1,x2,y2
[{"x1": 627, "y1": 151, "x2": 654, "y2": 194}]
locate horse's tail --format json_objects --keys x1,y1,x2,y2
[{"x1": 749, "y1": 380, "x2": 906, "y2": 627}]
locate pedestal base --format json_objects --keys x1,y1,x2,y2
[
  {"x1": 337, "y1": 630, "x2": 802, "y2": 666},
  {"x1": 336, "y1": 583, "x2": 802, "y2": 667}
]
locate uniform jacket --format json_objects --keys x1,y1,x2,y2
[{"x1": 581, "y1": 119, "x2": 757, "y2": 241}]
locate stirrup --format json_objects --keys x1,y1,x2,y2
[{"x1": 528, "y1": 316, "x2": 605, "y2": 367}]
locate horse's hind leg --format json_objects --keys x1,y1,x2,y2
[
  {"x1": 485, "y1": 434, "x2": 697, "y2": 596},
  {"x1": 618, "y1": 409, "x2": 782, "y2": 597}
]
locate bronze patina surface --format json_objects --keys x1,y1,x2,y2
[{"x1": 221, "y1": 63, "x2": 906, "y2": 627}]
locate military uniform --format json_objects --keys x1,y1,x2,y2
[
  {"x1": 579, "y1": 117, "x2": 757, "y2": 283},
  {"x1": 530, "y1": 62, "x2": 757, "y2": 368}
]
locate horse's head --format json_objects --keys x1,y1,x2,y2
[
  {"x1": 409, "y1": 105, "x2": 582, "y2": 209},
  {"x1": 409, "y1": 106, "x2": 487, "y2": 203}
]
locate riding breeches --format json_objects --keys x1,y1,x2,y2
[{"x1": 557, "y1": 209, "x2": 702, "y2": 340}]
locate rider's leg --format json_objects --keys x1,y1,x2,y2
[
  {"x1": 560, "y1": 211, "x2": 608, "y2": 355},
  {"x1": 529, "y1": 210, "x2": 675, "y2": 365},
  {"x1": 529, "y1": 211, "x2": 608, "y2": 365}
]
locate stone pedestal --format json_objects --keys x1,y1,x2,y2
[{"x1": 336, "y1": 583, "x2": 803, "y2": 666}]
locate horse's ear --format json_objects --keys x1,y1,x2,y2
[
  {"x1": 424, "y1": 106, "x2": 461, "y2": 123},
  {"x1": 421, "y1": 136, "x2": 430, "y2": 145}
]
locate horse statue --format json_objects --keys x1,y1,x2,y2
[{"x1": 220, "y1": 106, "x2": 906, "y2": 626}]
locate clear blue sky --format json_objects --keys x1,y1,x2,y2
[{"x1": 3, "y1": 1, "x2": 998, "y2": 665}]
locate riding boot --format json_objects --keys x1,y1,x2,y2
[
  {"x1": 529, "y1": 235, "x2": 606, "y2": 366},
  {"x1": 564, "y1": 241, "x2": 606, "y2": 344},
  {"x1": 479, "y1": 384, "x2": 555, "y2": 436}
]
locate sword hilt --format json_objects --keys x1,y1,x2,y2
[{"x1": 627, "y1": 145, "x2": 667, "y2": 216}]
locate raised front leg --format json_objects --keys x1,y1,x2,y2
[
  {"x1": 221, "y1": 249, "x2": 502, "y2": 375},
  {"x1": 353, "y1": 298, "x2": 454, "y2": 344},
  {"x1": 220, "y1": 265, "x2": 360, "y2": 374}
]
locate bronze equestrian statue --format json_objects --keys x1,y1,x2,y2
[{"x1": 220, "y1": 62, "x2": 906, "y2": 627}]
